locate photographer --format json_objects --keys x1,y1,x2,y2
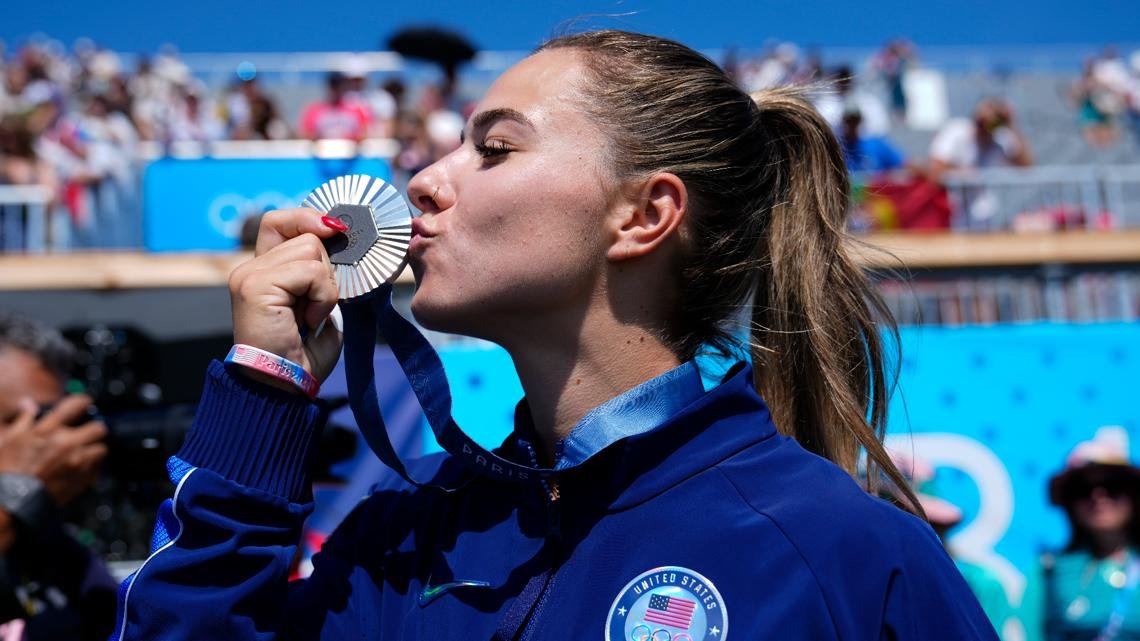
[{"x1": 0, "y1": 313, "x2": 116, "y2": 641}]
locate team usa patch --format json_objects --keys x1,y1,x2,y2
[{"x1": 606, "y1": 566, "x2": 727, "y2": 641}]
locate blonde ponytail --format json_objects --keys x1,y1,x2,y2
[{"x1": 748, "y1": 88, "x2": 915, "y2": 510}]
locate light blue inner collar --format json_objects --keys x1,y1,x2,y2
[{"x1": 554, "y1": 360, "x2": 705, "y2": 470}]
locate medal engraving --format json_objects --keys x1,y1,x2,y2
[{"x1": 325, "y1": 204, "x2": 380, "y2": 265}]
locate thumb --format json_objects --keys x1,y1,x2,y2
[{"x1": 303, "y1": 307, "x2": 344, "y2": 383}]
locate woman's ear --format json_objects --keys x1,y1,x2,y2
[{"x1": 606, "y1": 172, "x2": 687, "y2": 261}]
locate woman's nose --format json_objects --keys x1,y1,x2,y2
[{"x1": 407, "y1": 164, "x2": 451, "y2": 215}]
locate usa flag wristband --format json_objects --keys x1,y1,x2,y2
[{"x1": 225, "y1": 344, "x2": 320, "y2": 399}]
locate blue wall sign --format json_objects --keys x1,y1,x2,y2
[{"x1": 143, "y1": 156, "x2": 392, "y2": 251}]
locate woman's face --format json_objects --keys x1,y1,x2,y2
[
  {"x1": 1072, "y1": 479, "x2": 1133, "y2": 536},
  {"x1": 406, "y1": 49, "x2": 618, "y2": 341}
]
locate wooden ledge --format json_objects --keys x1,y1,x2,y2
[
  {"x1": 2, "y1": 231, "x2": 1139, "y2": 290},
  {"x1": 0, "y1": 251, "x2": 413, "y2": 290},
  {"x1": 851, "y1": 231, "x2": 1140, "y2": 270}
]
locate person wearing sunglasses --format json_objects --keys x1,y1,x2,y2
[{"x1": 1026, "y1": 428, "x2": 1140, "y2": 641}]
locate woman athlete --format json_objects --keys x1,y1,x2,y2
[{"x1": 112, "y1": 31, "x2": 998, "y2": 641}]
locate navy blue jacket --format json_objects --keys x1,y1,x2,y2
[{"x1": 110, "y1": 360, "x2": 998, "y2": 640}]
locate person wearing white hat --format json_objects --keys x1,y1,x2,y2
[{"x1": 1024, "y1": 427, "x2": 1140, "y2": 641}]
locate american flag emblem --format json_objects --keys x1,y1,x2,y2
[{"x1": 644, "y1": 593, "x2": 696, "y2": 629}]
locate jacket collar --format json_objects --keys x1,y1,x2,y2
[
  {"x1": 556, "y1": 360, "x2": 705, "y2": 470},
  {"x1": 508, "y1": 362, "x2": 776, "y2": 511}
]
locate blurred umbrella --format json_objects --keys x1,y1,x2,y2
[{"x1": 387, "y1": 27, "x2": 476, "y2": 69}]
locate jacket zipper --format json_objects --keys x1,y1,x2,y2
[{"x1": 515, "y1": 441, "x2": 565, "y2": 641}]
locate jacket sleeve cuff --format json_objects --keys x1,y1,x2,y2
[{"x1": 177, "y1": 360, "x2": 326, "y2": 502}]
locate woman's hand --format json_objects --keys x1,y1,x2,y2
[{"x1": 228, "y1": 208, "x2": 344, "y2": 387}]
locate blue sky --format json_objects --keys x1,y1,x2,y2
[{"x1": 5, "y1": 0, "x2": 1139, "y2": 53}]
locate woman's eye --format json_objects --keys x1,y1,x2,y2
[{"x1": 473, "y1": 140, "x2": 513, "y2": 159}]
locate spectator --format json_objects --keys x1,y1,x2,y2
[
  {"x1": 816, "y1": 65, "x2": 892, "y2": 138},
  {"x1": 298, "y1": 72, "x2": 371, "y2": 141},
  {"x1": 0, "y1": 65, "x2": 30, "y2": 116},
  {"x1": 872, "y1": 39, "x2": 915, "y2": 122},
  {"x1": 1128, "y1": 51, "x2": 1140, "y2": 144},
  {"x1": 837, "y1": 107, "x2": 905, "y2": 173},
  {"x1": 225, "y1": 78, "x2": 288, "y2": 140},
  {"x1": 164, "y1": 85, "x2": 224, "y2": 143},
  {"x1": 929, "y1": 98, "x2": 1033, "y2": 174},
  {"x1": 739, "y1": 41, "x2": 799, "y2": 91},
  {"x1": 223, "y1": 79, "x2": 251, "y2": 138},
  {"x1": 1091, "y1": 47, "x2": 1133, "y2": 99},
  {"x1": 381, "y1": 78, "x2": 406, "y2": 122},
  {"x1": 928, "y1": 98, "x2": 1033, "y2": 228},
  {"x1": 1071, "y1": 58, "x2": 1121, "y2": 148},
  {"x1": 1023, "y1": 427, "x2": 1140, "y2": 641},
  {"x1": 393, "y1": 113, "x2": 435, "y2": 178},
  {"x1": 128, "y1": 57, "x2": 170, "y2": 141},
  {"x1": 17, "y1": 58, "x2": 59, "y2": 112},
  {"x1": 0, "y1": 313, "x2": 116, "y2": 641},
  {"x1": 345, "y1": 71, "x2": 398, "y2": 139},
  {"x1": 0, "y1": 114, "x2": 58, "y2": 194},
  {"x1": 338, "y1": 55, "x2": 397, "y2": 138},
  {"x1": 75, "y1": 93, "x2": 139, "y2": 245},
  {"x1": 77, "y1": 94, "x2": 137, "y2": 184},
  {"x1": 247, "y1": 87, "x2": 288, "y2": 141},
  {"x1": 104, "y1": 74, "x2": 133, "y2": 117}
]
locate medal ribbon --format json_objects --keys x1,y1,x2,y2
[
  {"x1": 340, "y1": 286, "x2": 547, "y2": 490},
  {"x1": 339, "y1": 286, "x2": 703, "y2": 490}
]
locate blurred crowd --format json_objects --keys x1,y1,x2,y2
[
  {"x1": 0, "y1": 37, "x2": 471, "y2": 222},
  {"x1": 727, "y1": 40, "x2": 1140, "y2": 232},
  {"x1": 738, "y1": 39, "x2": 1046, "y2": 173},
  {"x1": 2, "y1": 35, "x2": 1140, "y2": 242}
]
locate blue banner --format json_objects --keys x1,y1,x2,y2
[
  {"x1": 143, "y1": 156, "x2": 392, "y2": 251},
  {"x1": 882, "y1": 322, "x2": 1138, "y2": 613}
]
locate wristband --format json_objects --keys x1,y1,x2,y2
[{"x1": 225, "y1": 344, "x2": 320, "y2": 398}]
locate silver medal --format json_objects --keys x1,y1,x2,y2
[{"x1": 303, "y1": 174, "x2": 413, "y2": 300}]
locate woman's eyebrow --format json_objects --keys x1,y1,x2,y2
[{"x1": 468, "y1": 108, "x2": 536, "y2": 136}]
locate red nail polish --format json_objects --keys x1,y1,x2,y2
[{"x1": 321, "y1": 215, "x2": 348, "y2": 233}]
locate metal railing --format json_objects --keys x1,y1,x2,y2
[
  {"x1": 940, "y1": 165, "x2": 1140, "y2": 232},
  {"x1": 0, "y1": 185, "x2": 54, "y2": 252},
  {"x1": 6, "y1": 151, "x2": 1140, "y2": 253}
]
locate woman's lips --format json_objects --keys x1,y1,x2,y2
[
  {"x1": 409, "y1": 218, "x2": 435, "y2": 257},
  {"x1": 409, "y1": 234, "x2": 430, "y2": 257},
  {"x1": 410, "y1": 217, "x2": 434, "y2": 238}
]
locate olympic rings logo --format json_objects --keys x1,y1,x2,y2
[
  {"x1": 207, "y1": 191, "x2": 307, "y2": 238},
  {"x1": 631, "y1": 626, "x2": 693, "y2": 641}
]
